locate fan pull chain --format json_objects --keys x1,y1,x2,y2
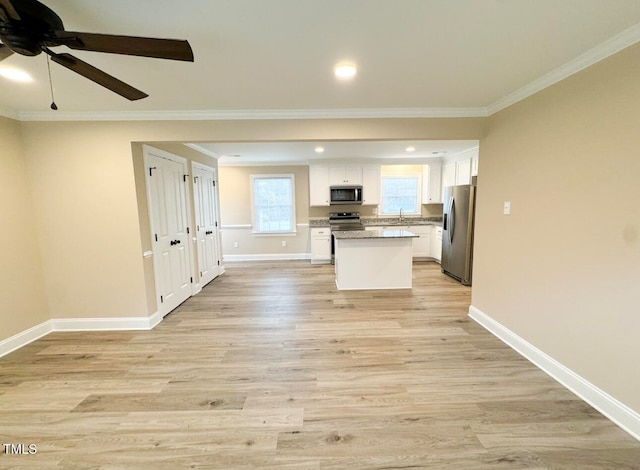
[{"x1": 46, "y1": 55, "x2": 58, "y2": 111}]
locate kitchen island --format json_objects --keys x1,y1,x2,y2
[{"x1": 333, "y1": 229, "x2": 418, "y2": 290}]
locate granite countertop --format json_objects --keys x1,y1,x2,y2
[
  {"x1": 333, "y1": 229, "x2": 418, "y2": 239},
  {"x1": 362, "y1": 217, "x2": 442, "y2": 227},
  {"x1": 309, "y1": 217, "x2": 442, "y2": 228}
]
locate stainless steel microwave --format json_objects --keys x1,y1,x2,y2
[{"x1": 330, "y1": 185, "x2": 363, "y2": 205}]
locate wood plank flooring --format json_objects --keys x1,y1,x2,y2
[{"x1": 1, "y1": 261, "x2": 639, "y2": 469}]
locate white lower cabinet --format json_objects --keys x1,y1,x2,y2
[
  {"x1": 406, "y1": 225, "x2": 431, "y2": 258},
  {"x1": 432, "y1": 226, "x2": 442, "y2": 263},
  {"x1": 310, "y1": 228, "x2": 332, "y2": 264}
]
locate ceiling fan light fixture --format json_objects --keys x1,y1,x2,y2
[
  {"x1": 0, "y1": 67, "x2": 33, "y2": 83},
  {"x1": 334, "y1": 62, "x2": 357, "y2": 80}
]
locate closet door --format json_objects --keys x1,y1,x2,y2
[
  {"x1": 145, "y1": 148, "x2": 192, "y2": 316},
  {"x1": 192, "y1": 162, "x2": 221, "y2": 287}
]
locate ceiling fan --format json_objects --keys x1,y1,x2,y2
[{"x1": 0, "y1": 0, "x2": 194, "y2": 101}]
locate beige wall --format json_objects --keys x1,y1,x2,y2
[
  {"x1": 473, "y1": 42, "x2": 640, "y2": 412},
  {"x1": 218, "y1": 165, "x2": 311, "y2": 256},
  {"x1": 0, "y1": 117, "x2": 50, "y2": 338}
]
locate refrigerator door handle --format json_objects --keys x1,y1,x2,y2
[
  {"x1": 449, "y1": 196, "x2": 455, "y2": 243},
  {"x1": 443, "y1": 213, "x2": 447, "y2": 230}
]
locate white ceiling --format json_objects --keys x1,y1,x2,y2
[
  {"x1": 1, "y1": 0, "x2": 640, "y2": 117},
  {"x1": 2, "y1": 1, "x2": 640, "y2": 164},
  {"x1": 188, "y1": 140, "x2": 479, "y2": 166}
]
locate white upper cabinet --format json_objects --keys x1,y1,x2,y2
[
  {"x1": 440, "y1": 149, "x2": 479, "y2": 198},
  {"x1": 361, "y1": 165, "x2": 381, "y2": 205},
  {"x1": 309, "y1": 166, "x2": 330, "y2": 206},
  {"x1": 329, "y1": 165, "x2": 363, "y2": 185},
  {"x1": 442, "y1": 162, "x2": 456, "y2": 190},
  {"x1": 310, "y1": 164, "x2": 378, "y2": 206},
  {"x1": 471, "y1": 154, "x2": 479, "y2": 177},
  {"x1": 455, "y1": 159, "x2": 472, "y2": 185},
  {"x1": 421, "y1": 163, "x2": 442, "y2": 204}
]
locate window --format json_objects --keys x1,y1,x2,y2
[
  {"x1": 251, "y1": 174, "x2": 296, "y2": 234},
  {"x1": 381, "y1": 175, "x2": 420, "y2": 215}
]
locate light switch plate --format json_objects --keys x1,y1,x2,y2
[{"x1": 503, "y1": 201, "x2": 511, "y2": 215}]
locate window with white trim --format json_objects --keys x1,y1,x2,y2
[
  {"x1": 251, "y1": 174, "x2": 296, "y2": 234},
  {"x1": 380, "y1": 175, "x2": 420, "y2": 215}
]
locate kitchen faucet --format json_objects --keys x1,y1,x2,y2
[{"x1": 399, "y1": 208, "x2": 404, "y2": 222}]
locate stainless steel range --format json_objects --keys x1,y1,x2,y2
[
  {"x1": 328, "y1": 211, "x2": 365, "y2": 231},
  {"x1": 329, "y1": 212, "x2": 364, "y2": 263}
]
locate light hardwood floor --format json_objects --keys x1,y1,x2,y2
[{"x1": 1, "y1": 261, "x2": 639, "y2": 469}]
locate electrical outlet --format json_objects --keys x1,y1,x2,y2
[
  {"x1": 281, "y1": 240, "x2": 287, "y2": 247},
  {"x1": 503, "y1": 201, "x2": 511, "y2": 215},
  {"x1": 233, "y1": 241, "x2": 239, "y2": 248}
]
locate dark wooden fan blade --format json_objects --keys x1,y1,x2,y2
[
  {"x1": 0, "y1": 44, "x2": 14, "y2": 61},
  {"x1": 53, "y1": 31, "x2": 194, "y2": 62},
  {"x1": 0, "y1": 0, "x2": 21, "y2": 21},
  {"x1": 47, "y1": 51, "x2": 148, "y2": 101}
]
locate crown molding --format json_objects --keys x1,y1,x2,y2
[
  {"x1": 0, "y1": 106, "x2": 19, "y2": 120},
  {"x1": 487, "y1": 22, "x2": 640, "y2": 115},
  {"x1": 15, "y1": 107, "x2": 489, "y2": 122},
  {"x1": 184, "y1": 143, "x2": 220, "y2": 159}
]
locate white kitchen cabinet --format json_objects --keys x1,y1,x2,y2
[
  {"x1": 329, "y1": 165, "x2": 363, "y2": 185},
  {"x1": 421, "y1": 163, "x2": 442, "y2": 204},
  {"x1": 361, "y1": 165, "x2": 381, "y2": 205},
  {"x1": 310, "y1": 227, "x2": 331, "y2": 264},
  {"x1": 407, "y1": 225, "x2": 432, "y2": 258},
  {"x1": 432, "y1": 226, "x2": 442, "y2": 263},
  {"x1": 309, "y1": 166, "x2": 330, "y2": 206},
  {"x1": 455, "y1": 159, "x2": 472, "y2": 185},
  {"x1": 310, "y1": 164, "x2": 377, "y2": 206},
  {"x1": 471, "y1": 155, "x2": 479, "y2": 177},
  {"x1": 442, "y1": 162, "x2": 456, "y2": 189}
]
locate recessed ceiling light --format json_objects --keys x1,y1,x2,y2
[
  {"x1": 334, "y1": 62, "x2": 357, "y2": 80},
  {"x1": 0, "y1": 67, "x2": 33, "y2": 83},
  {"x1": 406, "y1": 146, "x2": 416, "y2": 152},
  {"x1": 315, "y1": 146, "x2": 325, "y2": 153}
]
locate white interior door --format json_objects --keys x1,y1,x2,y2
[
  {"x1": 145, "y1": 148, "x2": 193, "y2": 316},
  {"x1": 192, "y1": 162, "x2": 221, "y2": 287}
]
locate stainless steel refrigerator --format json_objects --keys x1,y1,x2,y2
[{"x1": 442, "y1": 184, "x2": 476, "y2": 286}]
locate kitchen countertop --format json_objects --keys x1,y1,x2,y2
[
  {"x1": 309, "y1": 217, "x2": 442, "y2": 228},
  {"x1": 333, "y1": 229, "x2": 418, "y2": 239}
]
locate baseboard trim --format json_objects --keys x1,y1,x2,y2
[
  {"x1": 50, "y1": 313, "x2": 162, "y2": 332},
  {"x1": 469, "y1": 305, "x2": 640, "y2": 441},
  {"x1": 0, "y1": 311, "x2": 164, "y2": 358},
  {"x1": 0, "y1": 320, "x2": 53, "y2": 358},
  {"x1": 223, "y1": 253, "x2": 311, "y2": 262}
]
